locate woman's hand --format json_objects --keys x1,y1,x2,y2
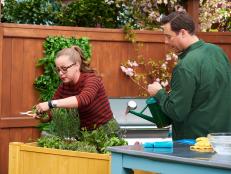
[{"x1": 36, "y1": 102, "x2": 49, "y2": 114}]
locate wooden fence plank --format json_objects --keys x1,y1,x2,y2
[
  {"x1": 219, "y1": 45, "x2": 231, "y2": 59},
  {"x1": 0, "y1": 129, "x2": 10, "y2": 174},
  {"x1": 0, "y1": 27, "x2": 3, "y2": 114},
  {"x1": 186, "y1": 0, "x2": 200, "y2": 31},
  {"x1": 11, "y1": 38, "x2": 24, "y2": 115},
  {"x1": 1, "y1": 38, "x2": 12, "y2": 115},
  {"x1": 32, "y1": 128, "x2": 40, "y2": 142},
  {"x1": 9, "y1": 128, "x2": 22, "y2": 142},
  {"x1": 22, "y1": 39, "x2": 44, "y2": 111},
  {"x1": 21, "y1": 128, "x2": 33, "y2": 142}
]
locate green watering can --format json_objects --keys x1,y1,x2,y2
[{"x1": 126, "y1": 97, "x2": 172, "y2": 128}]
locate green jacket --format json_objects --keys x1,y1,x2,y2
[{"x1": 155, "y1": 40, "x2": 231, "y2": 140}]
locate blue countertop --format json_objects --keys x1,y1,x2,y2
[{"x1": 108, "y1": 142, "x2": 231, "y2": 170}]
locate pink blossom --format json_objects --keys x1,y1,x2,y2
[
  {"x1": 166, "y1": 54, "x2": 172, "y2": 61},
  {"x1": 157, "y1": 0, "x2": 162, "y2": 4},
  {"x1": 132, "y1": 61, "x2": 139, "y2": 67},
  {"x1": 155, "y1": 78, "x2": 160, "y2": 82},
  {"x1": 128, "y1": 60, "x2": 139, "y2": 67},
  {"x1": 120, "y1": 66, "x2": 134, "y2": 77},
  {"x1": 161, "y1": 80, "x2": 169, "y2": 87},
  {"x1": 163, "y1": 0, "x2": 168, "y2": 5},
  {"x1": 120, "y1": 66, "x2": 127, "y2": 72},
  {"x1": 161, "y1": 63, "x2": 167, "y2": 70},
  {"x1": 172, "y1": 53, "x2": 178, "y2": 61}
]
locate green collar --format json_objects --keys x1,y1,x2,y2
[{"x1": 179, "y1": 40, "x2": 204, "y2": 59}]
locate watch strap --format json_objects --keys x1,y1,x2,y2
[{"x1": 48, "y1": 100, "x2": 53, "y2": 109}]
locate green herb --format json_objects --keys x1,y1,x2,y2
[
  {"x1": 37, "y1": 135, "x2": 63, "y2": 149},
  {"x1": 51, "y1": 108, "x2": 81, "y2": 139},
  {"x1": 37, "y1": 135, "x2": 98, "y2": 153},
  {"x1": 80, "y1": 122, "x2": 128, "y2": 154}
]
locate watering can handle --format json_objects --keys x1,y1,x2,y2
[{"x1": 146, "y1": 97, "x2": 157, "y2": 105}]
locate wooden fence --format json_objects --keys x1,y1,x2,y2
[{"x1": 0, "y1": 23, "x2": 230, "y2": 174}]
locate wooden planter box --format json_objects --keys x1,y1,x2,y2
[
  {"x1": 9, "y1": 142, "x2": 111, "y2": 174},
  {"x1": 9, "y1": 142, "x2": 153, "y2": 174}
]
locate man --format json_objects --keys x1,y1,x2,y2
[{"x1": 148, "y1": 11, "x2": 231, "y2": 140}]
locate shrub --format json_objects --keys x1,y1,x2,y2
[
  {"x1": 2, "y1": 0, "x2": 61, "y2": 25},
  {"x1": 56, "y1": 0, "x2": 120, "y2": 28},
  {"x1": 199, "y1": 0, "x2": 231, "y2": 32}
]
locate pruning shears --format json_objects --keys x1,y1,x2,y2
[{"x1": 19, "y1": 110, "x2": 36, "y2": 116}]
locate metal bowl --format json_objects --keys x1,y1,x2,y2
[{"x1": 208, "y1": 133, "x2": 231, "y2": 155}]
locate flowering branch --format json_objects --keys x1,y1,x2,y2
[
  {"x1": 120, "y1": 52, "x2": 178, "y2": 96},
  {"x1": 130, "y1": 75, "x2": 149, "y2": 93}
]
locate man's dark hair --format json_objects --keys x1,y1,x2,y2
[{"x1": 161, "y1": 11, "x2": 195, "y2": 35}]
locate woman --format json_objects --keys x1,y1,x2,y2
[{"x1": 35, "y1": 45, "x2": 121, "y2": 136}]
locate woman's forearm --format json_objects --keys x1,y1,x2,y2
[{"x1": 54, "y1": 96, "x2": 78, "y2": 108}]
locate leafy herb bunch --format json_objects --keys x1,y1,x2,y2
[
  {"x1": 34, "y1": 36, "x2": 91, "y2": 101},
  {"x1": 37, "y1": 108, "x2": 127, "y2": 154},
  {"x1": 37, "y1": 135, "x2": 98, "y2": 153}
]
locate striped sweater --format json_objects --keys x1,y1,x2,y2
[{"x1": 53, "y1": 73, "x2": 113, "y2": 130}]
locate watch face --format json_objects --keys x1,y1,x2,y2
[{"x1": 52, "y1": 100, "x2": 58, "y2": 108}]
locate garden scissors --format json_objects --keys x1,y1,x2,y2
[{"x1": 19, "y1": 110, "x2": 36, "y2": 116}]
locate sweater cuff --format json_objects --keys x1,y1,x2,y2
[
  {"x1": 76, "y1": 96, "x2": 82, "y2": 108},
  {"x1": 154, "y1": 89, "x2": 166, "y2": 102}
]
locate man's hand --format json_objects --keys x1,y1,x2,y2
[{"x1": 148, "y1": 82, "x2": 162, "y2": 96}]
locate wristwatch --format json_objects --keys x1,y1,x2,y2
[{"x1": 48, "y1": 100, "x2": 58, "y2": 109}]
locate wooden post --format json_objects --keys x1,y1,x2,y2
[
  {"x1": 186, "y1": 0, "x2": 200, "y2": 32},
  {"x1": 8, "y1": 142, "x2": 23, "y2": 174},
  {"x1": 0, "y1": 0, "x2": 1, "y2": 23}
]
